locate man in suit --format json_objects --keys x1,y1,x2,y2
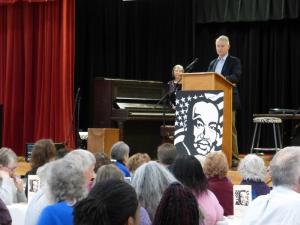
[{"x1": 208, "y1": 35, "x2": 242, "y2": 167}]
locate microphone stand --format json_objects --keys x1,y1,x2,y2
[
  {"x1": 76, "y1": 95, "x2": 82, "y2": 148},
  {"x1": 156, "y1": 80, "x2": 182, "y2": 142},
  {"x1": 64, "y1": 88, "x2": 80, "y2": 149}
]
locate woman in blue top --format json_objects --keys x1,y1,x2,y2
[{"x1": 37, "y1": 158, "x2": 87, "y2": 225}]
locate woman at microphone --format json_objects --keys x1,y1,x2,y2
[{"x1": 167, "y1": 64, "x2": 184, "y2": 109}]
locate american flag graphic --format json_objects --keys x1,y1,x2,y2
[{"x1": 174, "y1": 90, "x2": 224, "y2": 156}]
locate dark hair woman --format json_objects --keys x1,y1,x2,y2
[
  {"x1": 74, "y1": 179, "x2": 140, "y2": 225},
  {"x1": 153, "y1": 182, "x2": 203, "y2": 225},
  {"x1": 172, "y1": 155, "x2": 224, "y2": 225}
]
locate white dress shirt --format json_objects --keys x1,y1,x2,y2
[
  {"x1": 241, "y1": 186, "x2": 300, "y2": 225},
  {"x1": 215, "y1": 54, "x2": 228, "y2": 75}
]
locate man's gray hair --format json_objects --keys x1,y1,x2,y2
[
  {"x1": 0, "y1": 147, "x2": 17, "y2": 166},
  {"x1": 64, "y1": 149, "x2": 96, "y2": 171},
  {"x1": 216, "y1": 35, "x2": 230, "y2": 45},
  {"x1": 131, "y1": 161, "x2": 177, "y2": 221},
  {"x1": 270, "y1": 146, "x2": 300, "y2": 188},
  {"x1": 157, "y1": 143, "x2": 177, "y2": 165},
  {"x1": 110, "y1": 141, "x2": 130, "y2": 161},
  {"x1": 238, "y1": 154, "x2": 267, "y2": 181},
  {"x1": 46, "y1": 158, "x2": 87, "y2": 202}
]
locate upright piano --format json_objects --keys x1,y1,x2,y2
[{"x1": 91, "y1": 77, "x2": 175, "y2": 157}]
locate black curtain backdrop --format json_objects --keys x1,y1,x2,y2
[
  {"x1": 196, "y1": 0, "x2": 300, "y2": 23},
  {"x1": 75, "y1": 0, "x2": 300, "y2": 153}
]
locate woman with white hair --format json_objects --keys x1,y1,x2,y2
[
  {"x1": 0, "y1": 147, "x2": 27, "y2": 205},
  {"x1": 25, "y1": 149, "x2": 96, "y2": 225},
  {"x1": 131, "y1": 161, "x2": 177, "y2": 221},
  {"x1": 36, "y1": 158, "x2": 88, "y2": 225},
  {"x1": 167, "y1": 65, "x2": 184, "y2": 109},
  {"x1": 238, "y1": 154, "x2": 270, "y2": 199},
  {"x1": 64, "y1": 149, "x2": 96, "y2": 190}
]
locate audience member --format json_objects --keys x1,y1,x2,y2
[
  {"x1": 94, "y1": 163, "x2": 152, "y2": 225},
  {"x1": 56, "y1": 147, "x2": 68, "y2": 159},
  {"x1": 25, "y1": 162, "x2": 52, "y2": 225},
  {"x1": 95, "y1": 164, "x2": 124, "y2": 183},
  {"x1": 153, "y1": 182, "x2": 203, "y2": 225},
  {"x1": 242, "y1": 147, "x2": 300, "y2": 225},
  {"x1": 126, "y1": 153, "x2": 146, "y2": 175},
  {"x1": 25, "y1": 139, "x2": 56, "y2": 196},
  {"x1": 203, "y1": 151, "x2": 233, "y2": 216},
  {"x1": 36, "y1": 158, "x2": 87, "y2": 225},
  {"x1": 0, "y1": 197, "x2": 11, "y2": 225},
  {"x1": 96, "y1": 164, "x2": 151, "y2": 225},
  {"x1": 111, "y1": 141, "x2": 131, "y2": 177},
  {"x1": 74, "y1": 179, "x2": 140, "y2": 225},
  {"x1": 142, "y1": 153, "x2": 151, "y2": 163},
  {"x1": 64, "y1": 149, "x2": 96, "y2": 190},
  {"x1": 0, "y1": 147, "x2": 27, "y2": 205},
  {"x1": 157, "y1": 143, "x2": 176, "y2": 168},
  {"x1": 131, "y1": 161, "x2": 177, "y2": 221},
  {"x1": 238, "y1": 154, "x2": 270, "y2": 199},
  {"x1": 26, "y1": 150, "x2": 95, "y2": 225},
  {"x1": 93, "y1": 152, "x2": 111, "y2": 173},
  {"x1": 172, "y1": 155, "x2": 223, "y2": 225}
]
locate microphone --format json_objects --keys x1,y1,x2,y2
[{"x1": 185, "y1": 58, "x2": 199, "y2": 72}]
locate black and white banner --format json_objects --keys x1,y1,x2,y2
[{"x1": 174, "y1": 90, "x2": 224, "y2": 156}]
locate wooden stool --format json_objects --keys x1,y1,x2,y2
[{"x1": 250, "y1": 117, "x2": 282, "y2": 153}]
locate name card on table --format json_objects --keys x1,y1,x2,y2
[{"x1": 233, "y1": 185, "x2": 252, "y2": 218}]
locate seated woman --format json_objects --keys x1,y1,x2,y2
[
  {"x1": 74, "y1": 179, "x2": 140, "y2": 225},
  {"x1": 25, "y1": 149, "x2": 96, "y2": 225},
  {"x1": 36, "y1": 158, "x2": 88, "y2": 225},
  {"x1": 25, "y1": 139, "x2": 56, "y2": 195},
  {"x1": 238, "y1": 154, "x2": 270, "y2": 199},
  {"x1": 93, "y1": 152, "x2": 111, "y2": 173},
  {"x1": 153, "y1": 183, "x2": 203, "y2": 225},
  {"x1": 203, "y1": 151, "x2": 233, "y2": 216},
  {"x1": 167, "y1": 65, "x2": 184, "y2": 109},
  {"x1": 110, "y1": 141, "x2": 131, "y2": 177},
  {"x1": 95, "y1": 164, "x2": 124, "y2": 183},
  {"x1": 131, "y1": 161, "x2": 177, "y2": 221},
  {"x1": 95, "y1": 164, "x2": 151, "y2": 225},
  {"x1": 172, "y1": 155, "x2": 223, "y2": 225},
  {"x1": 126, "y1": 153, "x2": 146, "y2": 175},
  {"x1": 0, "y1": 147, "x2": 27, "y2": 205}
]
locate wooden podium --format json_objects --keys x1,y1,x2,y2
[
  {"x1": 182, "y1": 72, "x2": 233, "y2": 166},
  {"x1": 87, "y1": 128, "x2": 120, "y2": 156}
]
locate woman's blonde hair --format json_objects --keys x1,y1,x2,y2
[{"x1": 203, "y1": 151, "x2": 228, "y2": 178}]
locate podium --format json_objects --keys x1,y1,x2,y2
[
  {"x1": 87, "y1": 128, "x2": 120, "y2": 156},
  {"x1": 181, "y1": 72, "x2": 233, "y2": 166}
]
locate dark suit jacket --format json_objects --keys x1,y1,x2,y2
[{"x1": 208, "y1": 55, "x2": 242, "y2": 110}]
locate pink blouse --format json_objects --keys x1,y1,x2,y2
[{"x1": 196, "y1": 190, "x2": 224, "y2": 225}]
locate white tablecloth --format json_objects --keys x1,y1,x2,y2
[
  {"x1": 7, "y1": 203, "x2": 28, "y2": 225},
  {"x1": 216, "y1": 216, "x2": 241, "y2": 225}
]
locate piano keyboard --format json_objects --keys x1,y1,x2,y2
[{"x1": 130, "y1": 112, "x2": 175, "y2": 117}]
